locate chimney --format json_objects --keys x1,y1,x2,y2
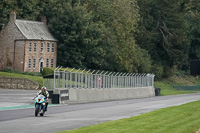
[
  {"x1": 41, "y1": 16, "x2": 47, "y2": 25},
  {"x1": 10, "y1": 11, "x2": 16, "y2": 23}
]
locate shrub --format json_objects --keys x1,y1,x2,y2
[
  {"x1": 151, "y1": 64, "x2": 164, "y2": 80},
  {"x1": 0, "y1": 69, "x2": 42, "y2": 76},
  {"x1": 42, "y1": 67, "x2": 55, "y2": 76}
]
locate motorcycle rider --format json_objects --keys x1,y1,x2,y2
[{"x1": 36, "y1": 87, "x2": 49, "y2": 111}]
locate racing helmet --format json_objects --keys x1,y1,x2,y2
[{"x1": 41, "y1": 87, "x2": 46, "y2": 94}]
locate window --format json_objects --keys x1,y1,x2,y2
[
  {"x1": 33, "y1": 59, "x2": 36, "y2": 69},
  {"x1": 34, "y1": 42, "x2": 37, "y2": 52},
  {"x1": 46, "y1": 58, "x2": 49, "y2": 67},
  {"x1": 47, "y1": 43, "x2": 50, "y2": 52},
  {"x1": 28, "y1": 59, "x2": 31, "y2": 69},
  {"x1": 41, "y1": 43, "x2": 43, "y2": 53},
  {"x1": 29, "y1": 43, "x2": 32, "y2": 52},
  {"x1": 51, "y1": 59, "x2": 53, "y2": 67},
  {"x1": 52, "y1": 43, "x2": 54, "y2": 52}
]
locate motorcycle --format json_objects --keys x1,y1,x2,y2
[{"x1": 34, "y1": 94, "x2": 46, "y2": 117}]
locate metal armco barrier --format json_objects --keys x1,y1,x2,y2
[{"x1": 52, "y1": 67, "x2": 155, "y2": 89}]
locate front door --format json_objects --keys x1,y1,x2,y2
[
  {"x1": 40, "y1": 61, "x2": 43, "y2": 68},
  {"x1": 39, "y1": 58, "x2": 44, "y2": 72}
]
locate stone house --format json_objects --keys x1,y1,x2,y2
[{"x1": 0, "y1": 11, "x2": 58, "y2": 72}]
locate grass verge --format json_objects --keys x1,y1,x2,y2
[
  {"x1": 154, "y1": 81, "x2": 196, "y2": 95},
  {"x1": 0, "y1": 71, "x2": 43, "y2": 88},
  {"x1": 155, "y1": 75, "x2": 200, "y2": 95},
  {"x1": 58, "y1": 100, "x2": 200, "y2": 133}
]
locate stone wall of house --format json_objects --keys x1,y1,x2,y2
[
  {"x1": 0, "y1": 77, "x2": 39, "y2": 90},
  {"x1": 14, "y1": 40, "x2": 26, "y2": 71},
  {"x1": 0, "y1": 19, "x2": 26, "y2": 71}
]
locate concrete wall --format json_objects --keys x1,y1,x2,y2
[
  {"x1": 54, "y1": 87, "x2": 155, "y2": 104},
  {"x1": 0, "y1": 77, "x2": 39, "y2": 90}
]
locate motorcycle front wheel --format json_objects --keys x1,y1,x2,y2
[
  {"x1": 40, "y1": 105, "x2": 45, "y2": 116},
  {"x1": 35, "y1": 105, "x2": 40, "y2": 117}
]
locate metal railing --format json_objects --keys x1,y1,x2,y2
[{"x1": 47, "y1": 67, "x2": 155, "y2": 90}]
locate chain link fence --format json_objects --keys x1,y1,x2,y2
[{"x1": 43, "y1": 67, "x2": 155, "y2": 90}]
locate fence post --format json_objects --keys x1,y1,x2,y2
[
  {"x1": 135, "y1": 73, "x2": 137, "y2": 87},
  {"x1": 99, "y1": 71, "x2": 104, "y2": 89},
  {"x1": 130, "y1": 73, "x2": 134, "y2": 88},
  {"x1": 125, "y1": 73, "x2": 130, "y2": 88},
  {"x1": 85, "y1": 70, "x2": 90, "y2": 89},
  {"x1": 75, "y1": 68, "x2": 81, "y2": 88},
  {"x1": 108, "y1": 72, "x2": 113, "y2": 88},
  {"x1": 62, "y1": 67, "x2": 68, "y2": 88},
  {"x1": 131, "y1": 73, "x2": 134, "y2": 87},
  {"x1": 57, "y1": 66, "x2": 62, "y2": 89},
  {"x1": 110, "y1": 72, "x2": 115, "y2": 88},
  {"x1": 95, "y1": 70, "x2": 100, "y2": 88},
  {"x1": 117, "y1": 73, "x2": 123, "y2": 88},
  {"x1": 139, "y1": 74, "x2": 142, "y2": 87},
  {"x1": 54, "y1": 67, "x2": 59, "y2": 89},
  {"x1": 122, "y1": 73, "x2": 126, "y2": 88},
  {"x1": 91, "y1": 70, "x2": 96, "y2": 88},
  {"x1": 113, "y1": 72, "x2": 119, "y2": 88},
  {"x1": 103, "y1": 71, "x2": 108, "y2": 88},
  {"x1": 69, "y1": 68, "x2": 74, "y2": 89},
  {"x1": 80, "y1": 69, "x2": 85, "y2": 89}
]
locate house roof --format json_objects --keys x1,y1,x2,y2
[{"x1": 15, "y1": 20, "x2": 58, "y2": 41}]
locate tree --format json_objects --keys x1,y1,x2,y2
[
  {"x1": 47, "y1": 0, "x2": 108, "y2": 69},
  {"x1": 136, "y1": 0, "x2": 190, "y2": 77},
  {"x1": 85, "y1": 0, "x2": 151, "y2": 72},
  {"x1": 0, "y1": 0, "x2": 16, "y2": 25},
  {"x1": 185, "y1": 0, "x2": 200, "y2": 59}
]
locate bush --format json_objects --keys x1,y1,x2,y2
[
  {"x1": 21, "y1": 71, "x2": 42, "y2": 76},
  {"x1": 1, "y1": 69, "x2": 14, "y2": 73},
  {"x1": 151, "y1": 64, "x2": 164, "y2": 80},
  {"x1": 0, "y1": 69, "x2": 42, "y2": 76},
  {"x1": 42, "y1": 67, "x2": 55, "y2": 76}
]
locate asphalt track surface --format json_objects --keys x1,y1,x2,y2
[{"x1": 0, "y1": 88, "x2": 200, "y2": 133}]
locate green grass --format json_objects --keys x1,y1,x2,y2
[
  {"x1": 0, "y1": 71, "x2": 43, "y2": 88},
  {"x1": 154, "y1": 75, "x2": 200, "y2": 95},
  {"x1": 154, "y1": 81, "x2": 196, "y2": 95},
  {"x1": 58, "y1": 100, "x2": 200, "y2": 133}
]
